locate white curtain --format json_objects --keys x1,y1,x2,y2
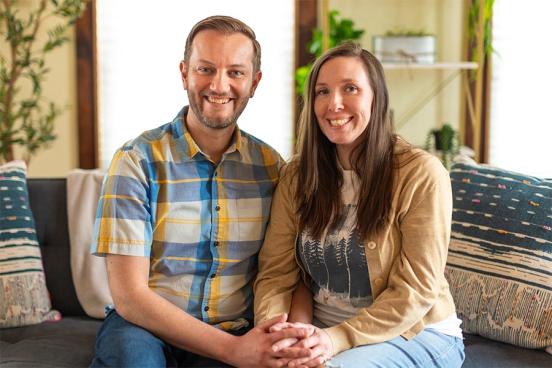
[
  {"x1": 96, "y1": 0, "x2": 295, "y2": 168},
  {"x1": 489, "y1": 0, "x2": 552, "y2": 177}
]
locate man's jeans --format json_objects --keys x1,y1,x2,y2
[
  {"x1": 90, "y1": 309, "x2": 248, "y2": 368},
  {"x1": 326, "y1": 328, "x2": 465, "y2": 368}
]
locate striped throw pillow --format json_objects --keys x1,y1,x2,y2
[
  {"x1": 445, "y1": 161, "x2": 552, "y2": 349},
  {"x1": 0, "y1": 161, "x2": 61, "y2": 327}
]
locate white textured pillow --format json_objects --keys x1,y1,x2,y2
[{"x1": 67, "y1": 169, "x2": 112, "y2": 319}]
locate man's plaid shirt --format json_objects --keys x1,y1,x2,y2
[{"x1": 92, "y1": 107, "x2": 283, "y2": 330}]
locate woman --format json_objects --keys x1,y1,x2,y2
[{"x1": 254, "y1": 42, "x2": 465, "y2": 368}]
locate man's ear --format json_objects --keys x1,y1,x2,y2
[
  {"x1": 179, "y1": 60, "x2": 189, "y2": 90},
  {"x1": 249, "y1": 70, "x2": 262, "y2": 98}
]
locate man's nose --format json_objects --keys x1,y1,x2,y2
[
  {"x1": 210, "y1": 71, "x2": 230, "y2": 94},
  {"x1": 328, "y1": 91, "x2": 344, "y2": 112}
]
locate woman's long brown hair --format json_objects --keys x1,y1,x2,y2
[{"x1": 295, "y1": 42, "x2": 398, "y2": 240}]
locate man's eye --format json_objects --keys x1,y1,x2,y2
[
  {"x1": 198, "y1": 67, "x2": 212, "y2": 73},
  {"x1": 229, "y1": 70, "x2": 244, "y2": 77}
]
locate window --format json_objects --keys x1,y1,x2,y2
[
  {"x1": 489, "y1": 0, "x2": 552, "y2": 177},
  {"x1": 96, "y1": 1, "x2": 294, "y2": 168}
]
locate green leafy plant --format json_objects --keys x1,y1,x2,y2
[
  {"x1": 467, "y1": 0, "x2": 495, "y2": 79},
  {"x1": 0, "y1": 0, "x2": 88, "y2": 164},
  {"x1": 425, "y1": 123, "x2": 459, "y2": 169},
  {"x1": 295, "y1": 10, "x2": 364, "y2": 95}
]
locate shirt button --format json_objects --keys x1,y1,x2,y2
[
  {"x1": 210, "y1": 273, "x2": 216, "y2": 278},
  {"x1": 367, "y1": 241, "x2": 376, "y2": 250},
  {"x1": 214, "y1": 241, "x2": 219, "y2": 247},
  {"x1": 215, "y1": 205, "x2": 221, "y2": 211},
  {"x1": 204, "y1": 306, "x2": 209, "y2": 312}
]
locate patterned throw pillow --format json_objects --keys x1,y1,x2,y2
[
  {"x1": 445, "y1": 160, "x2": 552, "y2": 349},
  {"x1": 0, "y1": 161, "x2": 61, "y2": 328}
]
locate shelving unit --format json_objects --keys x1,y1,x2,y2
[{"x1": 381, "y1": 62, "x2": 479, "y2": 131}]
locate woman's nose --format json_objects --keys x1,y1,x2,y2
[{"x1": 328, "y1": 92, "x2": 344, "y2": 112}]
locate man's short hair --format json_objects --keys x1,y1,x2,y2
[{"x1": 183, "y1": 15, "x2": 261, "y2": 73}]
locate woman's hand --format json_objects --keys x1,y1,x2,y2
[
  {"x1": 227, "y1": 315, "x2": 312, "y2": 368},
  {"x1": 271, "y1": 322, "x2": 333, "y2": 368}
]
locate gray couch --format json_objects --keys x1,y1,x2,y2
[{"x1": 0, "y1": 179, "x2": 551, "y2": 367}]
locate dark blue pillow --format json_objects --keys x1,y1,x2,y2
[
  {"x1": 445, "y1": 160, "x2": 552, "y2": 349},
  {"x1": 0, "y1": 161, "x2": 60, "y2": 327}
]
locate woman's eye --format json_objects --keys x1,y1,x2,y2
[
  {"x1": 345, "y1": 85, "x2": 358, "y2": 93},
  {"x1": 315, "y1": 89, "x2": 328, "y2": 96}
]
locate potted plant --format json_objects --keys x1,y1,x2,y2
[
  {"x1": 372, "y1": 28, "x2": 436, "y2": 64},
  {"x1": 295, "y1": 10, "x2": 364, "y2": 95},
  {"x1": 0, "y1": 0, "x2": 88, "y2": 164},
  {"x1": 425, "y1": 123, "x2": 459, "y2": 169}
]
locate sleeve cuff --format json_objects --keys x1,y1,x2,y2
[{"x1": 324, "y1": 324, "x2": 354, "y2": 355}]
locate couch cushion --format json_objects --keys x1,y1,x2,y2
[
  {"x1": 463, "y1": 334, "x2": 552, "y2": 368},
  {"x1": 27, "y1": 178, "x2": 86, "y2": 316},
  {"x1": 445, "y1": 161, "x2": 552, "y2": 349},
  {"x1": 0, "y1": 161, "x2": 61, "y2": 328},
  {"x1": 0, "y1": 317, "x2": 101, "y2": 367}
]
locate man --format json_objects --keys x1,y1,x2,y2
[{"x1": 90, "y1": 16, "x2": 309, "y2": 368}]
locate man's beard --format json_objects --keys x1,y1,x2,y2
[{"x1": 188, "y1": 92, "x2": 250, "y2": 130}]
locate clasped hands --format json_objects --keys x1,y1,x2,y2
[
  {"x1": 269, "y1": 318, "x2": 333, "y2": 368},
  {"x1": 233, "y1": 314, "x2": 333, "y2": 368}
]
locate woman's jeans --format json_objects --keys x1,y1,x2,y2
[
  {"x1": 326, "y1": 328, "x2": 465, "y2": 368},
  {"x1": 89, "y1": 309, "x2": 246, "y2": 368}
]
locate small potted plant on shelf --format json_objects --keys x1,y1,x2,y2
[
  {"x1": 372, "y1": 28, "x2": 436, "y2": 64},
  {"x1": 425, "y1": 123, "x2": 459, "y2": 169}
]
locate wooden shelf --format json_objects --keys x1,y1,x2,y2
[{"x1": 382, "y1": 62, "x2": 478, "y2": 70}]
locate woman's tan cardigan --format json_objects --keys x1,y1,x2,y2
[{"x1": 254, "y1": 145, "x2": 456, "y2": 355}]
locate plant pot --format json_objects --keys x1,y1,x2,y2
[
  {"x1": 372, "y1": 35, "x2": 436, "y2": 63},
  {"x1": 433, "y1": 131, "x2": 443, "y2": 151}
]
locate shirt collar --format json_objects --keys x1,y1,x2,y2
[{"x1": 174, "y1": 106, "x2": 243, "y2": 160}]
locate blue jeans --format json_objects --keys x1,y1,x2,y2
[
  {"x1": 90, "y1": 309, "x2": 247, "y2": 368},
  {"x1": 326, "y1": 329, "x2": 465, "y2": 368}
]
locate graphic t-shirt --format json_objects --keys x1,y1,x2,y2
[{"x1": 297, "y1": 169, "x2": 371, "y2": 326}]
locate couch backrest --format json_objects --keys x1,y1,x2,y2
[{"x1": 27, "y1": 178, "x2": 86, "y2": 316}]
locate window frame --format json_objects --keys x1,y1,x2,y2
[{"x1": 75, "y1": 0, "x2": 317, "y2": 168}]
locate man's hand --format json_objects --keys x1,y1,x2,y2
[
  {"x1": 271, "y1": 323, "x2": 333, "y2": 368},
  {"x1": 226, "y1": 314, "x2": 313, "y2": 368}
]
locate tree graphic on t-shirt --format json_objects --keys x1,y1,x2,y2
[
  {"x1": 324, "y1": 237, "x2": 348, "y2": 294},
  {"x1": 300, "y1": 236, "x2": 328, "y2": 290},
  {"x1": 348, "y1": 230, "x2": 370, "y2": 299}
]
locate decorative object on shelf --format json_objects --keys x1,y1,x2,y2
[
  {"x1": 425, "y1": 123, "x2": 459, "y2": 169},
  {"x1": 373, "y1": 28, "x2": 436, "y2": 64},
  {"x1": 295, "y1": 10, "x2": 364, "y2": 95},
  {"x1": 0, "y1": 0, "x2": 88, "y2": 164}
]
